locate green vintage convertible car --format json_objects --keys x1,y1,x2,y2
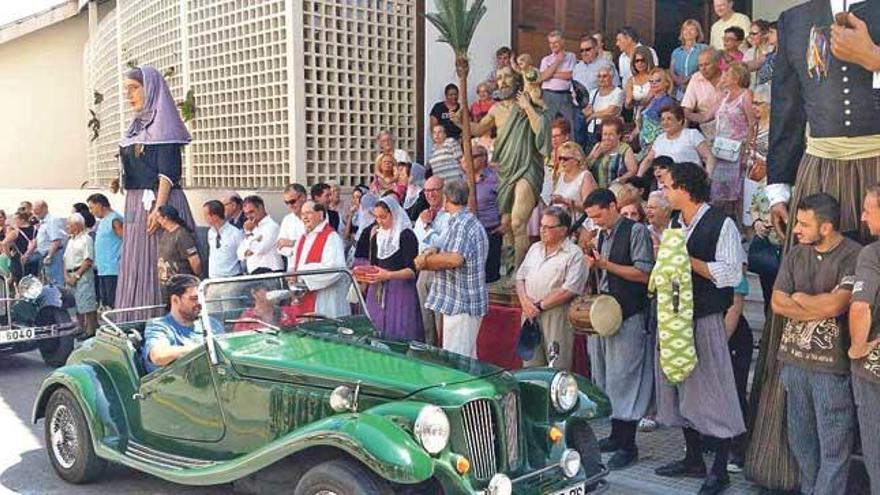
[{"x1": 33, "y1": 270, "x2": 610, "y2": 494}]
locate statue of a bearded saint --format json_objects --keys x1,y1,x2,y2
[{"x1": 454, "y1": 66, "x2": 551, "y2": 266}]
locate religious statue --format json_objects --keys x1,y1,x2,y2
[{"x1": 455, "y1": 66, "x2": 551, "y2": 266}]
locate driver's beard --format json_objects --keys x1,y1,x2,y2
[{"x1": 492, "y1": 85, "x2": 517, "y2": 101}]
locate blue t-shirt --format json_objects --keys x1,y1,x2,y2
[
  {"x1": 143, "y1": 314, "x2": 211, "y2": 373},
  {"x1": 671, "y1": 43, "x2": 708, "y2": 87},
  {"x1": 94, "y1": 211, "x2": 123, "y2": 276}
]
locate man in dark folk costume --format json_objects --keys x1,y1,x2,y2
[
  {"x1": 749, "y1": 1, "x2": 880, "y2": 489},
  {"x1": 582, "y1": 188, "x2": 655, "y2": 470},
  {"x1": 655, "y1": 162, "x2": 746, "y2": 495}
]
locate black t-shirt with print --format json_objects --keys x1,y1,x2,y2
[
  {"x1": 851, "y1": 241, "x2": 880, "y2": 383},
  {"x1": 430, "y1": 101, "x2": 462, "y2": 140},
  {"x1": 774, "y1": 238, "x2": 861, "y2": 374},
  {"x1": 157, "y1": 227, "x2": 199, "y2": 284}
]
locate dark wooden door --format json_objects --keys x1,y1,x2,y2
[{"x1": 513, "y1": 0, "x2": 601, "y2": 58}]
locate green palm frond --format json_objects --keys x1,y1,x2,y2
[{"x1": 425, "y1": 0, "x2": 487, "y2": 56}]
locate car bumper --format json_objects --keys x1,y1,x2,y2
[
  {"x1": 0, "y1": 322, "x2": 80, "y2": 353},
  {"x1": 434, "y1": 462, "x2": 609, "y2": 495}
]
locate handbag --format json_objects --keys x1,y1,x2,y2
[
  {"x1": 745, "y1": 120, "x2": 767, "y2": 181},
  {"x1": 712, "y1": 135, "x2": 743, "y2": 162}
]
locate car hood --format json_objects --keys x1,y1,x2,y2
[{"x1": 218, "y1": 329, "x2": 506, "y2": 399}]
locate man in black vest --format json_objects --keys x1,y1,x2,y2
[
  {"x1": 752, "y1": 2, "x2": 880, "y2": 488},
  {"x1": 583, "y1": 188, "x2": 654, "y2": 470},
  {"x1": 655, "y1": 162, "x2": 746, "y2": 495}
]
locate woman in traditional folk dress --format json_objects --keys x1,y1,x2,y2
[{"x1": 361, "y1": 196, "x2": 424, "y2": 342}]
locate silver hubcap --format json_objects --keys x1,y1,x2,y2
[{"x1": 50, "y1": 404, "x2": 78, "y2": 469}]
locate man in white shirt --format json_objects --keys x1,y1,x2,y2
[
  {"x1": 413, "y1": 176, "x2": 449, "y2": 346},
  {"x1": 32, "y1": 200, "x2": 66, "y2": 286},
  {"x1": 288, "y1": 201, "x2": 350, "y2": 318},
  {"x1": 275, "y1": 183, "x2": 307, "y2": 271},
  {"x1": 236, "y1": 195, "x2": 283, "y2": 274},
  {"x1": 709, "y1": 0, "x2": 751, "y2": 51},
  {"x1": 616, "y1": 27, "x2": 659, "y2": 87},
  {"x1": 539, "y1": 30, "x2": 578, "y2": 131},
  {"x1": 376, "y1": 129, "x2": 411, "y2": 164},
  {"x1": 203, "y1": 200, "x2": 243, "y2": 278}
]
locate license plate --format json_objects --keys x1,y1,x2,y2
[
  {"x1": 0, "y1": 328, "x2": 35, "y2": 343},
  {"x1": 550, "y1": 482, "x2": 585, "y2": 495}
]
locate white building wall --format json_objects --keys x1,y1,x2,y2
[
  {"x1": 423, "y1": 0, "x2": 512, "y2": 157},
  {"x1": 0, "y1": 14, "x2": 89, "y2": 190}
]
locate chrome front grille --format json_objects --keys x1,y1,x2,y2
[
  {"x1": 461, "y1": 399, "x2": 498, "y2": 480},
  {"x1": 503, "y1": 392, "x2": 520, "y2": 470}
]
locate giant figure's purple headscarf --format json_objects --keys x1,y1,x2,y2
[{"x1": 119, "y1": 65, "x2": 191, "y2": 147}]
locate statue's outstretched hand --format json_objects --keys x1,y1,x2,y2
[
  {"x1": 516, "y1": 91, "x2": 533, "y2": 111},
  {"x1": 449, "y1": 108, "x2": 463, "y2": 128}
]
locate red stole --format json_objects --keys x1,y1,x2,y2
[{"x1": 291, "y1": 223, "x2": 335, "y2": 314}]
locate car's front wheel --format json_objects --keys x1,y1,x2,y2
[
  {"x1": 44, "y1": 388, "x2": 105, "y2": 483},
  {"x1": 294, "y1": 458, "x2": 393, "y2": 495}
]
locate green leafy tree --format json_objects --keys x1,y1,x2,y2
[{"x1": 425, "y1": 0, "x2": 487, "y2": 211}]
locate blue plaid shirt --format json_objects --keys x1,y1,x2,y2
[{"x1": 425, "y1": 208, "x2": 489, "y2": 317}]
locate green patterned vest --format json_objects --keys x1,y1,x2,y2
[{"x1": 648, "y1": 228, "x2": 697, "y2": 384}]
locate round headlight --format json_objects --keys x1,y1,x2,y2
[
  {"x1": 550, "y1": 372, "x2": 579, "y2": 413},
  {"x1": 329, "y1": 385, "x2": 354, "y2": 412},
  {"x1": 18, "y1": 276, "x2": 43, "y2": 300},
  {"x1": 487, "y1": 473, "x2": 512, "y2": 495},
  {"x1": 559, "y1": 448, "x2": 581, "y2": 478},
  {"x1": 414, "y1": 405, "x2": 450, "y2": 455}
]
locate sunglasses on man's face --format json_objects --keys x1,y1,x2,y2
[{"x1": 580, "y1": 47, "x2": 593, "y2": 53}]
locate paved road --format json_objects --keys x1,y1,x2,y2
[{"x1": 0, "y1": 350, "x2": 229, "y2": 495}]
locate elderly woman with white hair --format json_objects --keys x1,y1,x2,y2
[
  {"x1": 645, "y1": 190, "x2": 673, "y2": 256},
  {"x1": 63, "y1": 213, "x2": 98, "y2": 337}
]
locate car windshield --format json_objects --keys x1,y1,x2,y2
[{"x1": 199, "y1": 269, "x2": 364, "y2": 336}]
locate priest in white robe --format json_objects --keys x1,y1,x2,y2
[{"x1": 289, "y1": 201, "x2": 351, "y2": 318}]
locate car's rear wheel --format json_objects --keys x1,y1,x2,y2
[
  {"x1": 37, "y1": 307, "x2": 75, "y2": 367},
  {"x1": 293, "y1": 458, "x2": 392, "y2": 495},
  {"x1": 44, "y1": 388, "x2": 105, "y2": 483}
]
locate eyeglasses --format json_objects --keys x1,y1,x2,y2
[
  {"x1": 473, "y1": 154, "x2": 487, "y2": 160},
  {"x1": 580, "y1": 47, "x2": 593, "y2": 53},
  {"x1": 425, "y1": 187, "x2": 442, "y2": 193},
  {"x1": 539, "y1": 223, "x2": 564, "y2": 230},
  {"x1": 749, "y1": 31, "x2": 761, "y2": 36},
  {"x1": 558, "y1": 155, "x2": 576, "y2": 161},
  {"x1": 649, "y1": 79, "x2": 664, "y2": 84},
  {"x1": 283, "y1": 197, "x2": 301, "y2": 206},
  {"x1": 597, "y1": 74, "x2": 611, "y2": 78},
  {"x1": 634, "y1": 58, "x2": 647, "y2": 63}
]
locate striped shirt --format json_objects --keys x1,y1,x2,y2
[
  {"x1": 425, "y1": 208, "x2": 489, "y2": 317},
  {"x1": 428, "y1": 138, "x2": 463, "y2": 182},
  {"x1": 677, "y1": 203, "x2": 745, "y2": 288}
]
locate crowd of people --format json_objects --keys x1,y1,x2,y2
[{"x1": 4, "y1": 0, "x2": 880, "y2": 493}]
